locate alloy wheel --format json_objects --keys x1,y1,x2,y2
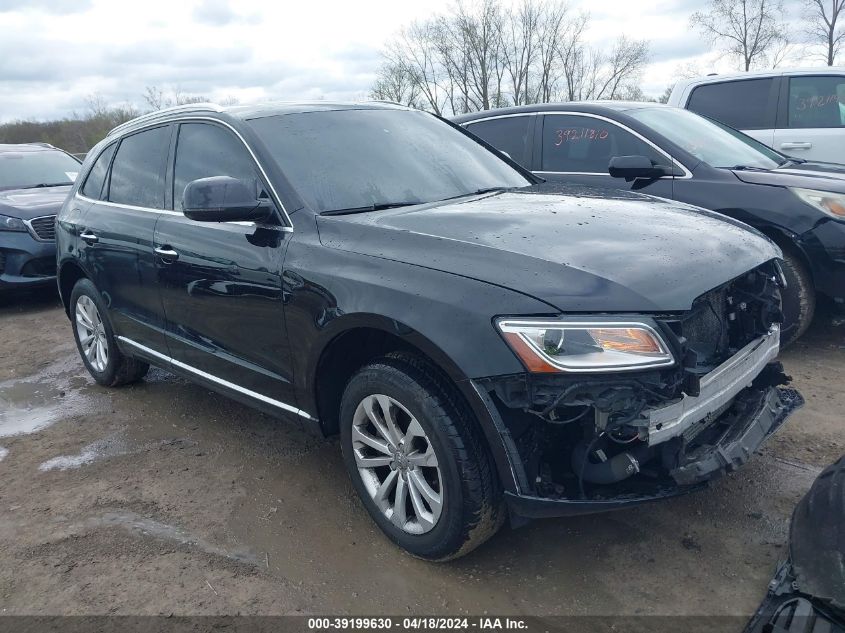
[
  {"x1": 351, "y1": 394, "x2": 443, "y2": 534},
  {"x1": 75, "y1": 295, "x2": 108, "y2": 373}
]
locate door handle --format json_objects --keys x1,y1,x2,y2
[
  {"x1": 79, "y1": 231, "x2": 98, "y2": 244},
  {"x1": 154, "y1": 246, "x2": 179, "y2": 262},
  {"x1": 780, "y1": 142, "x2": 812, "y2": 150}
]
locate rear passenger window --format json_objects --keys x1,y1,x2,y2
[
  {"x1": 540, "y1": 114, "x2": 668, "y2": 173},
  {"x1": 80, "y1": 143, "x2": 115, "y2": 200},
  {"x1": 687, "y1": 79, "x2": 775, "y2": 130},
  {"x1": 465, "y1": 116, "x2": 532, "y2": 168},
  {"x1": 788, "y1": 76, "x2": 845, "y2": 128},
  {"x1": 108, "y1": 126, "x2": 170, "y2": 209},
  {"x1": 172, "y1": 123, "x2": 259, "y2": 211}
]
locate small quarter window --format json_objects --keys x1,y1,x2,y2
[{"x1": 80, "y1": 143, "x2": 116, "y2": 200}]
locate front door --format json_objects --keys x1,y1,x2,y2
[
  {"x1": 154, "y1": 121, "x2": 296, "y2": 407},
  {"x1": 535, "y1": 114, "x2": 677, "y2": 199}
]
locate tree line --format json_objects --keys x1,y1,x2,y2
[
  {"x1": 0, "y1": 87, "x2": 235, "y2": 155},
  {"x1": 371, "y1": 0, "x2": 845, "y2": 114}
]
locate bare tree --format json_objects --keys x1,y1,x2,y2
[
  {"x1": 691, "y1": 0, "x2": 788, "y2": 71},
  {"x1": 372, "y1": 0, "x2": 651, "y2": 113},
  {"x1": 142, "y1": 85, "x2": 211, "y2": 111},
  {"x1": 803, "y1": 0, "x2": 845, "y2": 65},
  {"x1": 369, "y1": 61, "x2": 422, "y2": 106}
]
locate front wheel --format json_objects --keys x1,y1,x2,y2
[
  {"x1": 70, "y1": 278, "x2": 149, "y2": 387},
  {"x1": 339, "y1": 353, "x2": 503, "y2": 561},
  {"x1": 779, "y1": 251, "x2": 815, "y2": 347}
]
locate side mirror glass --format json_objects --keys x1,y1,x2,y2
[
  {"x1": 182, "y1": 176, "x2": 273, "y2": 223},
  {"x1": 608, "y1": 155, "x2": 675, "y2": 182}
]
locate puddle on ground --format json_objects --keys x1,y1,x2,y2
[
  {"x1": 0, "y1": 447, "x2": 7, "y2": 462},
  {"x1": 78, "y1": 511, "x2": 260, "y2": 566},
  {"x1": 0, "y1": 356, "x2": 100, "y2": 438},
  {"x1": 39, "y1": 433, "x2": 131, "y2": 471}
]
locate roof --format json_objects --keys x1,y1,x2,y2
[
  {"x1": 0, "y1": 142, "x2": 57, "y2": 153},
  {"x1": 107, "y1": 101, "x2": 412, "y2": 137},
  {"x1": 673, "y1": 66, "x2": 845, "y2": 89},
  {"x1": 451, "y1": 101, "x2": 670, "y2": 122}
]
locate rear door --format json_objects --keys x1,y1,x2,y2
[
  {"x1": 77, "y1": 125, "x2": 171, "y2": 354},
  {"x1": 536, "y1": 113, "x2": 676, "y2": 199},
  {"x1": 686, "y1": 77, "x2": 780, "y2": 148},
  {"x1": 773, "y1": 74, "x2": 845, "y2": 163},
  {"x1": 153, "y1": 121, "x2": 296, "y2": 407}
]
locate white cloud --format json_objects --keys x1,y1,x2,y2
[{"x1": 0, "y1": 0, "x2": 831, "y2": 122}]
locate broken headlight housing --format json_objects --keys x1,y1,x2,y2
[{"x1": 497, "y1": 319, "x2": 675, "y2": 373}]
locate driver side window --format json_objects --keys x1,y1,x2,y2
[
  {"x1": 172, "y1": 123, "x2": 262, "y2": 211},
  {"x1": 541, "y1": 114, "x2": 669, "y2": 174}
]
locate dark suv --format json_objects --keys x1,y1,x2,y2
[
  {"x1": 57, "y1": 102, "x2": 801, "y2": 560},
  {"x1": 1, "y1": 143, "x2": 80, "y2": 292}
]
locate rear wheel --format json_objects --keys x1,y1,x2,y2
[
  {"x1": 339, "y1": 353, "x2": 503, "y2": 561},
  {"x1": 70, "y1": 278, "x2": 149, "y2": 387},
  {"x1": 779, "y1": 251, "x2": 815, "y2": 347}
]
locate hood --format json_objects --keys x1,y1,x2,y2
[
  {"x1": 733, "y1": 162, "x2": 845, "y2": 194},
  {"x1": 0, "y1": 185, "x2": 71, "y2": 221},
  {"x1": 317, "y1": 184, "x2": 780, "y2": 313}
]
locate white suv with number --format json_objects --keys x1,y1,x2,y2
[{"x1": 668, "y1": 68, "x2": 845, "y2": 164}]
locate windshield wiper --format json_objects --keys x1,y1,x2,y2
[
  {"x1": 321, "y1": 202, "x2": 419, "y2": 216},
  {"x1": 440, "y1": 186, "x2": 512, "y2": 202},
  {"x1": 730, "y1": 165, "x2": 771, "y2": 172},
  {"x1": 21, "y1": 182, "x2": 71, "y2": 189},
  {"x1": 779, "y1": 157, "x2": 807, "y2": 167}
]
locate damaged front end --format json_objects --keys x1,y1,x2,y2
[{"x1": 480, "y1": 261, "x2": 804, "y2": 520}]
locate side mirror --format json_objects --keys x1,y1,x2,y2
[
  {"x1": 182, "y1": 176, "x2": 273, "y2": 223},
  {"x1": 608, "y1": 155, "x2": 675, "y2": 182}
]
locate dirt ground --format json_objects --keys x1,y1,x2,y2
[{"x1": 0, "y1": 287, "x2": 842, "y2": 621}]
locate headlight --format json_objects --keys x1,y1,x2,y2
[
  {"x1": 0, "y1": 214, "x2": 26, "y2": 232},
  {"x1": 497, "y1": 319, "x2": 675, "y2": 373},
  {"x1": 792, "y1": 187, "x2": 845, "y2": 219}
]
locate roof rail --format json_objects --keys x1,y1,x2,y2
[
  {"x1": 108, "y1": 103, "x2": 225, "y2": 137},
  {"x1": 29, "y1": 142, "x2": 55, "y2": 148}
]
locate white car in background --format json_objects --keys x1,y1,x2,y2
[{"x1": 668, "y1": 68, "x2": 845, "y2": 164}]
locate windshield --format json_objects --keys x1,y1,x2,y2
[
  {"x1": 627, "y1": 107, "x2": 782, "y2": 170},
  {"x1": 0, "y1": 149, "x2": 80, "y2": 191},
  {"x1": 248, "y1": 109, "x2": 532, "y2": 213}
]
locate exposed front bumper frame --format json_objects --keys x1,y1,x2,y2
[
  {"x1": 644, "y1": 325, "x2": 781, "y2": 446},
  {"x1": 505, "y1": 382, "x2": 802, "y2": 519}
]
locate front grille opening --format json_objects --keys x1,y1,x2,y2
[
  {"x1": 28, "y1": 215, "x2": 56, "y2": 241},
  {"x1": 668, "y1": 263, "x2": 782, "y2": 373}
]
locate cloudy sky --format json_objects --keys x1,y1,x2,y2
[{"x1": 0, "y1": 0, "x2": 813, "y2": 122}]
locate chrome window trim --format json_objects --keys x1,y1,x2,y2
[
  {"x1": 117, "y1": 336, "x2": 315, "y2": 421},
  {"x1": 463, "y1": 111, "x2": 693, "y2": 179},
  {"x1": 23, "y1": 214, "x2": 57, "y2": 242},
  {"x1": 87, "y1": 116, "x2": 294, "y2": 231}
]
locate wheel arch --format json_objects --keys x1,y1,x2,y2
[
  {"x1": 57, "y1": 259, "x2": 90, "y2": 317},
  {"x1": 308, "y1": 315, "x2": 522, "y2": 494}
]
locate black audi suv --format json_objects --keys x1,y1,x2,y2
[
  {"x1": 56, "y1": 102, "x2": 801, "y2": 560},
  {"x1": 0, "y1": 143, "x2": 80, "y2": 293}
]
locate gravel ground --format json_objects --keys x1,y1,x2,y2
[{"x1": 0, "y1": 287, "x2": 842, "y2": 620}]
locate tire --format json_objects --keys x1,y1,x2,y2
[
  {"x1": 339, "y1": 352, "x2": 503, "y2": 561},
  {"x1": 69, "y1": 278, "x2": 149, "y2": 387},
  {"x1": 779, "y1": 250, "x2": 815, "y2": 347}
]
